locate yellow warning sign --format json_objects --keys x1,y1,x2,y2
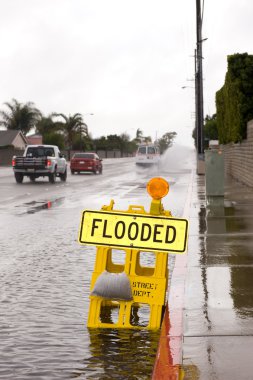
[{"x1": 79, "y1": 210, "x2": 188, "y2": 253}]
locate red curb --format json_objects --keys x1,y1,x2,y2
[{"x1": 152, "y1": 172, "x2": 193, "y2": 379}]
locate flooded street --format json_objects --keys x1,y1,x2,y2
[
  {"x1": 2, "y1": 147, "x2": 253, "y2": 379},
  {"x1": 0, "y1": 147, "x2": 194, "y2": 380}
]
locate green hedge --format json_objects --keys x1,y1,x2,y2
[{"x1": 216, "y1": 53, "x2": 253, "y2": 143}]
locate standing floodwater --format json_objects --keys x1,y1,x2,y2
[{"x1": 0, "y1": 151, "x2": 194, "y2": 379}]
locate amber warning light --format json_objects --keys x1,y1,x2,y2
[{"x1": 147, "y1": 177, "x2": 169, "y2": 200}]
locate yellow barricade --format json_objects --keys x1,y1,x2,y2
[
  {"x1": 87, "y1": 246, "x2": 168, "y2": 330},
  {"x1": 79, "y1": 178, "x2": 188, "y2": 331}
]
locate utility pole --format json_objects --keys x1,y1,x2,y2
[
  {"x1": 195, "y1": 0, "x2": 205, "y2": 173},
  {"x1": 194, "y1": 48, "x2": 198, "y2": 152}
]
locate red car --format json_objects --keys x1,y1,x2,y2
[{"x1": 70, "y1": 152, "x2": 103, "y2": 174}]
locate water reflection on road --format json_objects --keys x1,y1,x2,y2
[
  {"x1": 80, "y1": 329, "x2": 160, "y2": 379},
  {"x1": 0, "y1": 147, "x2": 195, "y2": 379},
  {"x1": 183, "y1": 174, "x2": 253, "y2": 380}
]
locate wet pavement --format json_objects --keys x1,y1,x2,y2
[
  {"x1": 182, "y1": 173, "x2": 253, "y2": 379},
  {"x1": 0, "y1": 147, "x2": 194, "y2": 380},
  {"x1": 2, "y1": 147, "x2": 252, "y2": 379}
]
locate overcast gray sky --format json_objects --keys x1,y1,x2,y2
[{"x1": 0, "y1": 0, "x2": 252, "y2": 146}]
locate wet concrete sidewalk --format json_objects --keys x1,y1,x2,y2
[{"x1": 182, "y1": 173, "x2": 253, "y2": 379}]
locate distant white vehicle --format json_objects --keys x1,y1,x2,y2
[{"x1": 135, "y1": 144, "x2": 160, "y2": 165}]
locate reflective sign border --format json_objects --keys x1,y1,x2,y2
[{"x1": 79, "y1": 210, "x2": 188, "y2": 253}]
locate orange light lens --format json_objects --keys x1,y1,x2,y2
[{"x1": 147, "y1": 177, "x2": 169, "y2": 200}]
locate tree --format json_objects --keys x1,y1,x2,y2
[
  {"x1": 127, "y1": 138, "x2": 138, "y2": 155},
  {"x1": 118, "y1": 133, "x2": 128, "y2": 155},
  {"x1": 203, "y1": 114, "x2": 218, "y2": 148},
  {"x1": 134, "y1": 129, "x2": 153, "y2": 145},
  {"x1": 143, "y1": 136, "x2": 152, "y2": 143},
  {"x1": 135, "y1": 128, "x2": 143, "y2": 143},
  {"x1": 106, "y1": 134, "x2": 121, "y2": 150},
  {"x1": 72, "y1": 134, "x2": 93, "y2": 151},
  {"x1": 216, "y1": 53, "x2": 253, "y2": 143},
  {"x1": 93, "y1": 136, "x2": 107, "y2": 151},
  {"x1": 0, "y1": 98, "x2": 42, "y2": 135},
  {"x1": 158, "y1": 132, "x2": 177, "y2": 153},
  {"x1": 52, "y1": 113, "x2": 88, "y2": 157},
  {"x1": 192, "y1": 126, "x2": 197, "y2": 148},
  {"x1": 106, "y1": 133, "x2": 136, "y2": 156},
  {"x1": 36, "y1": 116, "x2": 65, "y2": 149},
  {"x1": 136, "y1": 128, "x2": 143, "y2": 139},
  {"x1": 192, "y1": 114, "x2": 219, "y2": 149},
  {"x1": 92, "y1": 134, "x2": 137, "y2": 156}
]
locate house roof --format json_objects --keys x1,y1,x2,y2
[{"x1": 0, "y1": 130, "x2": 27, "y2": 146}]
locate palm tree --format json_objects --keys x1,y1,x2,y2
[
  {"x1": 36, "y1": 116, "x2": 65, "y2": 149},
  {"x1": 52, "y1": 113, "x2": 88, "y2": 158},
  {"x1": 158, "y1": 132, "x2": 177, "y2": 153},
  {"x1": 136, "y1": 128, "x2": 143, "y2": 139},
  {"x1": 0, "y1": 98, "x2": 42, "y2": 135}
]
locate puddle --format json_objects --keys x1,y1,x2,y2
[{"x1": 15, "y1": 197, "x2": 65, "y2": 215}]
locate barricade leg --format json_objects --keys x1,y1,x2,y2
[{"x1": 88, "y1": 248, "x2": 169, "y2": 330}]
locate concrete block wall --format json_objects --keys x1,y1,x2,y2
[
  {"x1": 0, "y1": 148, "x2": 135, "y2": 165},
  {"x1": 223, "y1": 120, "x2": 253, "y2": 187}
]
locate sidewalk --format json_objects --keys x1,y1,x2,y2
[
  {"x1": 153, "y1": 172, "x2": 253, "y2": 379},
  {"x1": 182, "y1": 174, "x2": 253, "y2": 379}
]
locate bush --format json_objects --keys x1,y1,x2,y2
[{"x1": 216, "y1": 53, "x2": 253, "y2": 143}]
